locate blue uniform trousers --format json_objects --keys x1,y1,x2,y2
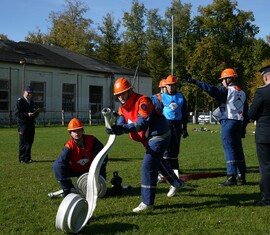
[
  {"x1": 221, "y1": 119, "x2": 246, "y2": 175},
  {"x1": 141, "y1": 131, "x2": 183, "y2": 205}
]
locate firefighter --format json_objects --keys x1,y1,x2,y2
[
  {"x1": 184, "y1": 68, "x2": 249, "y2": 186},
  {"x1": 106, "y1": 77, "x2": 184, "y2": 213},
  {"x1": 160, "y1": 75, "x2": 189, "y2": 176},
  {"x1": 53, "y1": 118, "x2": 107, "y2": 197},
  {"x1": 151, "y1": 79, "x2": 167, "y2": 114}
]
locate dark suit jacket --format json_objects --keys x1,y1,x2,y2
[{"x1": 249, "y1": 83, "x2": 270, "y2": 143}]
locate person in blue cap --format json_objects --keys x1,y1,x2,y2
[
  {"x1": 15, "y1": 86, "x2": 39, "y2": 163},
  {"x1": 249, "y1": 65, "x2": 270, "y2": 206}
]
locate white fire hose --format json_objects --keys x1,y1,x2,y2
[{"x1": 55, "y1": 108, "x2": 116, "y2": 233}]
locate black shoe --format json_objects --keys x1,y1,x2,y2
[
  {"x1": 218, "y1": 176, "x2": 237, "y2": 186},
  {"x1": 20, "y1": 160, "x2": 26, "y2": 164},
  {"x1": 237, "y1": 174, "x2": 246, "y2": 185},
  {"x1": 25, "y1": 159, "x2": 33, "y2": 164},
  {"x1": 256, "y1": 200, "x2": 270, "y2": 206}
]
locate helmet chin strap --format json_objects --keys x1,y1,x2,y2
[{"x1": 121, "y1": 89, "x2": 132, "y2": 105}]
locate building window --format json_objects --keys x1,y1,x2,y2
[
  {"x1": 0, "y1": 80, "x2": 9, "y2": 111},
  {"x1": 89, "y1": 85, "x2": 103, "y2": 114},
  {"x1": 30, "y1": 82, "x2": 46, "y2": 109},
  {"x1": 62, "y1": 84, "x2": 76, "y2": 112}
]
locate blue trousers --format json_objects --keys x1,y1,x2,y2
[
  {"x1": 221, "y1": 119, "x2": 246, "y2": 175},
  {"x1": 141, "y1": 132, "x2": 183, "y2": 205}
]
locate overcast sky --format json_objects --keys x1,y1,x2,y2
[{"x1": 1, "y1": 0, "x2": 269, "y2": 42}]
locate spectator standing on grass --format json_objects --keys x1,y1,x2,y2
[
  {"x1": 184, "y1": 68, "x2": 249, "y2": 186},
  {"x1": 249, "y1": 65, "x2": 270, "y2": 206},
  {"x1": 53, "y1": 118, "x2": 107, "y2": 197},
  {"x1": 106, "y1": 77, "x2": 184, "y2": 213},
  {"x1": 15, "y1": 86, "x2": 38, "y2": 164},
  {"x1": 159, "y1": 75, "x2": 189, "y2": 177}
]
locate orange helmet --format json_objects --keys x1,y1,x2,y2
[
  {"x1": 68, "y1": 118, "x2": 83, "y2": 131},
  {"x1": 166, "y1": 75, "x2": 177, "y2": 84},
  {"x1": 219, "y1": 68, "x2": 238, "y2": 80},
  {"x1": 114, "y1": 78, "x2": 132, "y2": 95},
  {"x1": 158, "y1": 79, "x2": 167, "y2": 88}
]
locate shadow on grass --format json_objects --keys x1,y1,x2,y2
[
  {"x1": 31, "y1": 159, "x2": 55, "y2": 163},
  {"x1": 180, "y1": 166, "x2": 259, "y2": 174},
  {"x1": 153, "y1": 191, "x2": 261, "y2": 212},
  {"x1": 82, "y1": 222, "x2": 139, "y2": 234},
  {"x1": 108, "y1": 157, "x2": 142, "y2": 162}
]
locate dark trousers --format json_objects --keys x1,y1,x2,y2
[
  {"x1": 163, "y1": 121, "x2": 182, "y2": 170},
  {"x1": 53, "y1": 160, "x2": 107, "y2": 190},
  {"x1": 256, "y1": 143, "x2": 270, "y2": 203},
  {"x1": 18, "y1": 125, "x2": 35, "y2": 162}
]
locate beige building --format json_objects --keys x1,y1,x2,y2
[{"x1": 0, "y1": 40, "x2": 152, "y2": 125}]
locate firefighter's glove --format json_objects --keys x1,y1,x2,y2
[
  {"x1": 183, "y1": 77, "x2": 196, "y2": 84},
  {"x1": 182, "y1": 129, "x2": 189, "y2": 138},
  {"x1": 110, "y1": 125, "x2": 125, "y2": 135}
]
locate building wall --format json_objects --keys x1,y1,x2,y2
[{"x1": 0, "y1": 62, "x2": 152, "y2": 125}]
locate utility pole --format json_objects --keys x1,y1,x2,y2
[{"x1": 171, "y1": 8, "x2": 174, "y2": 75}]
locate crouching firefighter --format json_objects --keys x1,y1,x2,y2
[
  {"x1": 52, "y1": 118, "x2": 108, "y2": 196},
  {"x1": 106, "y1": 77, "x2": 184, "y2": 213}
]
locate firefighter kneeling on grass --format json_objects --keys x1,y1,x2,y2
[{"x1": 52, "y1": 118, "x2": 108, "y2": 197}]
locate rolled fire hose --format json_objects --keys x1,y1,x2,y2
[
  {"x1": 55, "y1": 108, "x2": 116, "y2": 233},
  {"x1": 48, "y1": 175, "x2": 107, "y2": 199},
  {"x1": 76, "y1": 174, "x2": 107, "y2": 199}
]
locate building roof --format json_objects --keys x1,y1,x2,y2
[{"x1": 0, "y1": 40, "x2": 148, "y2": 76}]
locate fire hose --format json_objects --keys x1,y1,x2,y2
[{"x1": 55, "y1": 108, "x2": 116, "y2": 233}]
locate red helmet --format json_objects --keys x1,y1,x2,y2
[
  {"x1": 114, "y1": 78, "x2": 132, "y2": 95},
  {"x1": 158, "y1": 79, "x2": 167, "y2": 88},
  {"x1": 68, "y1": 118, "x2": 83, "y2": 131},
  {"x1": 219, "y1": 68, "x2": 238, "y2": 80},
  {"x1": 166, "y1": 75, "x2": 177, "y2": 84}
]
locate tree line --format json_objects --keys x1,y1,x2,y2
[{"x1": 2, "y1": 0, "x2": 270, "y2": 113}]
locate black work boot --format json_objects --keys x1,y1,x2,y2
[
  {"x1": 218, "y1": 175, "x2": 237, "y2": 186},
  {"x1": 237, "y1": 174, "x2": 246, "y2": 185}
]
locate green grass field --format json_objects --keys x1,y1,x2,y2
[{"x1": 0, "y1": 123, "x2": 269, "y2": 235}]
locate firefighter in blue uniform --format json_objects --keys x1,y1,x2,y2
[
  {"x1": 249, "y1": 65, "x2": 270, "y2": 206},
  {"x1": 184, "y1": 68, "x2": 249, "y2": 186},
  {"x1": 106, "y1": 77, "x2": 184, "y2": 213},
  {"x1": 151, "y1": 79, "x2": 167, "y2": 113},
  {"x1": 15, "y1": 86, "x2": 38, "y2": 163},
  {"x1": 160, "y1": 75, "x2": 189, "y2": 177},
  {"x1": 53, "y1": 118, "x2": 107, "y2": 197}
]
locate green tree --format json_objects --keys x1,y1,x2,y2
[
  {"x1": 25, "y1": 0, "x2": 95, "y2": 55},
  {"x1": 164, "y1": 0, "x2": 192, "y2": 79},
  {"x1": 145, "y1": 8, "x2": 170, "y2": 92},
  {"x1": 185, "y1": 0, "x2": 261, "y2": 112},
  {"x1": 0, "y1": 34, "x2": 9, "y2": 40},
  {"x1": 95, "y1": 13, "x2": 121, "y2": 64},
  {"x1": 25, "y1": 28, "x2": 48, "y2": 44},
  {"x1": 119, "y1": 0, "x2": 147, "y2": 72}
]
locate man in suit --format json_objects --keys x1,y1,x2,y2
[
  {"x1": 249, "y1": 65, "x2": 270, "y2": 206},
  {"x1": 15, "y1": 86, "x2": 38, "y2": 164}
]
